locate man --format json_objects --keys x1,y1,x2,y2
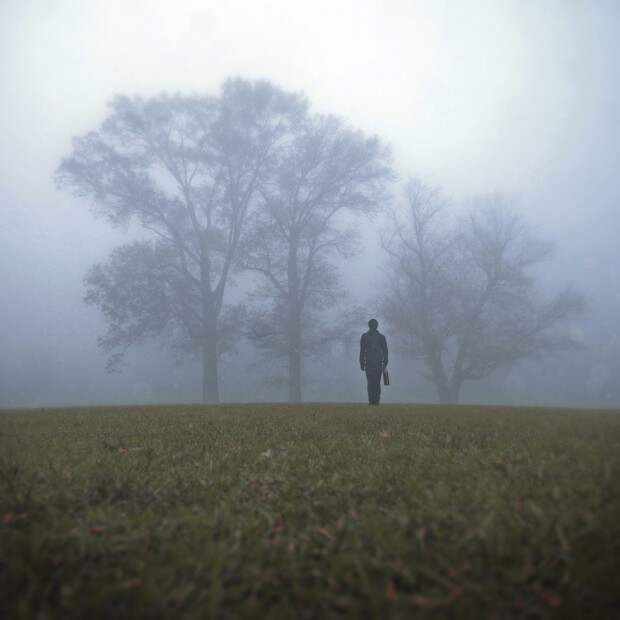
[{"x1": 359, "y1": 318, "x2": 388, "y2": 406}]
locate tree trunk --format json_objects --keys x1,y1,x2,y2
[
  {"x1": 437, "y1": 384, "x2": 459, "y2": 405},
  {"x1": 437, "y1": 374, "x2": 461, "y2": 404},
  {"x1": 288, "y1": 330, "x2": 302, "y2": 402},
  {"x1": 202, "y1": 313, "x2": 220, "y2": 403},
  {"x1": 426, "y1": 348, "x2": 458, "y2": 404},
  {"x1": 200, "y1": 247, "x2": 220, "y2": 404},
  {"x1": 287, "y1": 237, "x2": 302, "y2": 402}
]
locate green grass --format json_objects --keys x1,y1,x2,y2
[{"x1": 1, "y1": 403, "x2": 620, "y2": 619}]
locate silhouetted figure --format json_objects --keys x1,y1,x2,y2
[{"x1": 360, "y1": 319, "x2": 388, "y2": 405}]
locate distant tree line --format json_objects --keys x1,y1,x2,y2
[{"x1": 57, "y1": 78, "x2": 584, "y2": 404}]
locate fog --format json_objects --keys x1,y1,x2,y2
[{"x1": 1, "y1": 0, "x2": 619, "y2": 408}]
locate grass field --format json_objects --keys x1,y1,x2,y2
[{"x1": 1, "y1": 403, "x2": 620, "y2": 619}]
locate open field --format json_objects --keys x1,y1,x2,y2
[{"x1": 1, "y1": 403, "x2": 620, "y2": 619}]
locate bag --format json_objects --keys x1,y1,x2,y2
[{"x1": 383, "y1": 368, "x2": 390, "y2": 386}]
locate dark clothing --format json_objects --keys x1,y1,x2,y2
[
  {"x1": 365, "y1": 362, "x2": 383, "y2": 405},
  {"x1": 360, "y1": 329, "x2": 388, "y2": 405}
]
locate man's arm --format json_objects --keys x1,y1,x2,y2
[
  {"x1": 359, "y1": 334, "x2": 366, "y2": 370},
  {"x1": 382, "y1": 335, "x2": 388, "y2": 368}
]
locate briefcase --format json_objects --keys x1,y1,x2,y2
[{"x1": 383, "y1": 369, "x2": 390, "y2": 386}]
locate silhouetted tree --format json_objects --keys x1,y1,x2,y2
[
  {"x1": 382, "y1": 180, "x2": 585, "y2": 404},
  {"x1": 57, "y1": 79, "x2": 306, "y2": 402},
  {"x1": 242, "y1": 116, "x2": 392, "y2": 401}
]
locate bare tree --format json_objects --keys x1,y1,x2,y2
[
  {"x1": 241, "y1": 115, "x2": 392, "y2": 401},
  {"x1": 57, "y1": 79, "x2": 306, "y2": 402},
  {"x1": 382, "y1": 179, "x2": 586, "y2": 404}
]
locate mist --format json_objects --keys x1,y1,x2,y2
[{"x1": 1, "y1": 0, "x2": 619, "y2": 408}]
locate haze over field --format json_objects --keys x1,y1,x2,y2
[{"x1": 1, "y1": 0, "x2": 619, "y2": 407}]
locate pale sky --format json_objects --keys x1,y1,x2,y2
[{"x1": 3, "y1": 0, "x2": 617, "y2": 201}]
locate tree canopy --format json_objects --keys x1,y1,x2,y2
[
  {"x1": 381, "y1": 180, "x2": 585, "y2": 404},
  {"x1": 57, "y1": 79, "x2": 307, "y2": 401},
  {"x1": 242, "y1": 115, "x2": 392, "y2": 400}
]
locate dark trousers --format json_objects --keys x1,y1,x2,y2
[{"x1": 365, "y1": 362, "x2": 382, "y2": 405}]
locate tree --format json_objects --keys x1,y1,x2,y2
[
  {"x1": 382, "y1": 179, "x2": 585, "y2": 404},
  {"x1": 57, "y1": 79, "x2": 306, "y2": 402},
  {"x1": 241, "y1": 115, "x2": 392, "y2": 401}
]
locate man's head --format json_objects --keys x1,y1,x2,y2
[{"x1": 368, "y1": 318, "x2": 378, "y2": 330}]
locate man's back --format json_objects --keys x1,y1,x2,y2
[{"x1": 360, "y1": 329, "x2": 388, "y2": 365}]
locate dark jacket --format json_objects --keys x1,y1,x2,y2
[{"x1": 360, "y1": 329, "x2": 388, "y2": 370}]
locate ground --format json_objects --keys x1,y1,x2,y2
[{"x1": 1, "y1": 403, "x2": 619, "y2": 619}]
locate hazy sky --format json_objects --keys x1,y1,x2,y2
[
  {"x1": 1, "y1": 0, "x2": 619, "y2": 404},
  {"x1": 3, "y1": 1, "x2": 619, "y2": 197}
]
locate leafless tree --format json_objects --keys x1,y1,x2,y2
[
  {"x1": 382, "y1": 179, "x2": 586, "y2": 404},
  {"x1": 57, "y1": 79, "x2": 306, "y2": 402},
  {"x1": 241, "y1": 116, "x2": 392, "y2": 401}
]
